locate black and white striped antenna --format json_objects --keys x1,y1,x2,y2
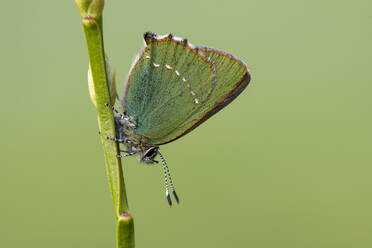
[{"x1": 157, "y1": 151, "x2": 179, "y2": 207}]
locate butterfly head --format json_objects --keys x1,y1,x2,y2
[{"x1": 139, "y1": 146, "x2": 159, "y2": 164}]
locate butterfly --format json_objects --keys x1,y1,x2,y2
[{"x1": 106, "y1": 32, "x2": 251, "y2": 206}]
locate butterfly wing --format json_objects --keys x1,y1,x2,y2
[{"x1": 123, "y1": 33, "x2": 251, "y2": 145}]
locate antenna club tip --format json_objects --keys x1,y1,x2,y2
[
  {"x1": 173, "y1": 191, "x2": 180, "y2": 204},
  {"x1": 166, "y1": 194, "x2": 173, "y2": 207}
]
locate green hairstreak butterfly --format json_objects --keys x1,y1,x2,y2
[{"x1": 107, "y1": 32, "x2": 251, "y2": 206}]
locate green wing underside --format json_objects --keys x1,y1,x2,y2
[{"x1": 123, "y1": 36, "x2": 250, "y2": 145}]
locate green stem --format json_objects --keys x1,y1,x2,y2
[
  {"x1": 82, "y1": 16, "x2": 128, "y2": 216},
  {"x1": 117, "y1": 213, "x2": 135, "y2": 248},
  {"x1": 76, "y1": 2, "x2": 134, "y2": 247}
]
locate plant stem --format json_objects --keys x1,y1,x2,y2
[
  {"x1": 82, "y1": 15, "x2": 129, "y2": 216},
  {"x1": 75, "y1": 1, "x2": 134, "y2": 247},
  {"x1": 117, "y1": 213, "x2": 135, "y2": 248}
]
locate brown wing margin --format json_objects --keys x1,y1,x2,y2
[{"x1": 156, "y1": 71, "x2": 251, "y2": 145}]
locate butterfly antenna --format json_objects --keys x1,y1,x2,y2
[
  {"x1": 158, "y1": 151, "x2": 179, "y2": 205},
  {"x1": 158, "y1": 152, "x2": 172, "y2": 207}
]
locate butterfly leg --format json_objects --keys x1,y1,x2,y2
[
  {"x1": 106, "y1": 136, "x2": 125, "y2": 143},
  {"x1": 117, "y1": 151, "x2": 137, "y2": 158},
  {"x1": 105, "y1": 103, "x2": 123, "y2": 116},
  {"x1": 105, "y1": 103, "x2": 136, "y2": 128}
]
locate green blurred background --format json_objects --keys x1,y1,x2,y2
[{"x1": 1, "y1": 0, "x2": 371, "y2": 247}]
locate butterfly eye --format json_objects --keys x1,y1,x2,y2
[{"x1": 143, "y1": 147, "x2": 158, "y2": 161}]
